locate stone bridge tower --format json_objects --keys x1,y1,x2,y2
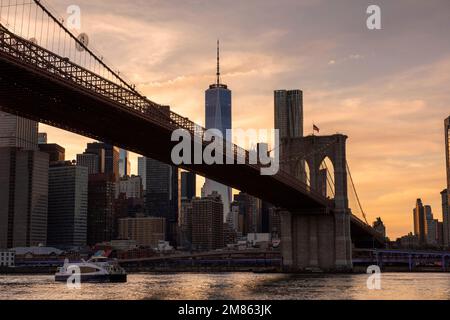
[{"x1": 278, "y1": 134, "x2": 352, "y2": 271}]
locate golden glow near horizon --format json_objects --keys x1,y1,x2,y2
[{"x1": 39, "y1": 0, "x2": 450, "y2": 239}]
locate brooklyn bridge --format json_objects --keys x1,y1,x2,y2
[{"x1": 0, "y1": 0, "x2": 385, "y2": 271}]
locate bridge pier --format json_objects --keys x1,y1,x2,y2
[{"x1": 280, "y1": 210, "x2": 352, "y2": 272}]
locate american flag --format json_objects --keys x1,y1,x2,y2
[{"x1": 313, "y1": 124, "x2": 320, "y2": 133}]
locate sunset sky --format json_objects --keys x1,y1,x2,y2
[{"x1": 37, "y1": 0, "x2": 450, "y2": 239}]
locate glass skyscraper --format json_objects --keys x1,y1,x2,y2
[
  {"x1": 181, "y1": 171, "x2": 196, "y2": 201},
  {"x1": 203, "y1": 41, "x2": 232, "y2": 218},
  {"x1": 138, "y1": 156, "x2": 147, "y2": 190},
  {"x1": 144, "y1": 157, "x2": 179, "y2": 245},
  {"x1": 118, "y1": 148, "x2": 131, "y2": 178},
  {"x1": 47, "y1": 162, "x2": 88, "y2": 248}
]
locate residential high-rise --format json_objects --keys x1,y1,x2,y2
[
  {"x1": 113, "y1": 195, "x2": 145, "y2": 238},
  {"x1": 87, "y1": 173, "x2": 116, "y2": 246},
  {"x1": 137, "y1": 156, "x2": 147, "y2": 191},
  {"x1": 38, "y1": 143, "x2": 65, "y2": 163},
  {"x1": 179, "y1": 200, "x2": 193, "y2": 250},
  {"x1": 144, "y1": 158, "x2": 179, "y2": 245},
  {"x1": 269, "y1": 207, "x2": 281, "y2": 239},
  {"x1": 274, "y1": 90, "x2": 303, "y2": 139},
  {"x1": 118, "y1": 149, "x2": 131, "y2": 178},
  {"x1": 372, "y1": 217, "x2": 386, "y2": 239},
  {"x1": 115, "y1": 175, "x2": 142, "y2": 199},
  {"x1": 181, "y1": 171, "x2": 196, "y2": 201},
  {"x1": 234, "y1": 192, "x2": 262, "y2": 235},
  {"x1": 442, "y1": 189, "x2": 449, "y2": 247},
  {"x1": 228, "y1": 202, "x2": 240, "y2": 233},
  {"x1": 437, "y1": 221, "x2": 445, "y2": 246},
  {"x1": 425, "y1": 205, "x2": 438, "y2": 246},
  {"x1": 118, "y1": 216, "x2": 165, "y2": 248},
  {"x1": 0, "y1": 111, "x2": 38, "y2": 150},
  {"x1": 413, "y1": 199, "x2": 427, "y2": 245},
  {"x1": 203, "y1": 41, "x2": 232, "y2": 218},
  {"x1": 191, "y1": 192, "x2": 224, "y2": 251},
  {"x1": 47, "y1": 162, "x2": 88, "y2": 248},
  {"x1": 0, "y1": 147, "x2": 49, "y2": 248}
]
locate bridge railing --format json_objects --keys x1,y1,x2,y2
[{"x1": 0, "y1": 24, "x2": 328, "y2": 205}]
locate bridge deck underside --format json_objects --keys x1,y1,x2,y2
[{"x1": 0, "y1": 54, "x2": 324, "y2": 211}]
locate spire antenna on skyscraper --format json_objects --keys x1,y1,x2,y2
[{"x1": 216, "y1": 39, "x2": 220, "y2": 85}]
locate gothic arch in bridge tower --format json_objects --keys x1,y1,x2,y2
[
  {"x1": 279, "y1": 134, "x2": 353, "y2": 272},
  {"x1": 295, "y1": 159, "x2": 310, "y2": 188},
  {"x1": 281, "y1": 134, "x2": 349, "y2": 213}
]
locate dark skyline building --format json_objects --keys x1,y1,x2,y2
[
  {"x1": 39, "y1": 143, "x2": 65, "y2": 163},
  {"x1": 86, "y1": 142, "x2": 119, "y2": 181},
  {"x1": 442, "y1": 189, "x2": 449, "y2": 247},
  {"x1": 372, "y1": 217, "x2": 387, "y2": 239},
  {"x1": 261, "y1": 200, "x2": 273, "y2": 233},
  {"x1": 119, "y1": 148, "x2": 131, "y2": 178},
  {"x1": 137, "y1": 156, "x2": 147, "y2": 191},
  {"x1": 0, "y1": 147, "x2": 49, "y2": 248},
  {"x1": 233, "y1": 192, "x2": 262, "y2": 235},
  {"x1": 47, "y1": 162, "x2": 88, "y2": 248},
  {"x1": 38, "y1": 132, "x2": 47, "y2": 144},
  {"x1": 103, "y1": 143, "x2": 120, "y2": 181},
  {"x1": 446, "y1": 116, "x2": 450, "y2": 190},
  {"x1": 0, "y1": 112, "x2": 48, "y2": 248},
  {"x1": 87, "y1": 173, "x2": 116, "y2": 246},
  {"x1": 274, "y1": 89, "x2": 303, "y2": 139},
  {"x1": 191, "y1": 192, "x2": 224, "y2": 251},
  {"x1": 83, "y1": 143, "x2": 105, "y2": 174},
  {"x1": 413, "y1": 198, "x2": 427, "y2": 245},
  {"x1": 76, "y1": 153, "x2": 100, "y2": 174},
  {"x1": 181, "y1": 171, "x2": 196, "y2": 201},
  {"x1": 144, "y1": 157, "x2": 179, "y2": 245},
  {"x1": 203, "y1": 41, "x2": 232, "y2": 217},
  {"x1": 444, "y1": 116, "x2": 450, "y2": 247},
  {"x1": 0, "y1": 111, "x2": 38, "y2": 150},
  {"x1": 179, "y1": 200, "x2": 193, "y2": 250},
  {"x1": 425, "y1": 205, "x2": 438, "y2": 246}
]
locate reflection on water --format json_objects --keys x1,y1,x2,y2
[{"x1": 0, "y1": 273, "x2": 450, "y2": 300}]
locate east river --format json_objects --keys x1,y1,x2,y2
[{"x1": 1, "y1": 273, "x2": 450, "y2": 300}]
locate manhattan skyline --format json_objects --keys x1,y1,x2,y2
[{"x1": 36, "y1": 0, "x2": 450, "y2": 238}]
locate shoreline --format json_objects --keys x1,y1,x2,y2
[{"x1": 1, "y1": 266, "x2": 449, "y2": 276}]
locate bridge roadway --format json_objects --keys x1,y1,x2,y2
[{"x1": 0, "y1": 24, "x2": 326, "y2": 212}]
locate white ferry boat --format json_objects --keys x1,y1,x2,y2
[{"x1": 55, "y1": 256, "x2": 127, "y2": 283}]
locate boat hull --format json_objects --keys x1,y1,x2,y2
[{"x1": 55, "y1": 273, "x2": 127, "y2": 283}]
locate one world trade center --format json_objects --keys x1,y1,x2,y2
[{"x1": 202, "y1": 41, "x2": 232, "y2": 219}]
